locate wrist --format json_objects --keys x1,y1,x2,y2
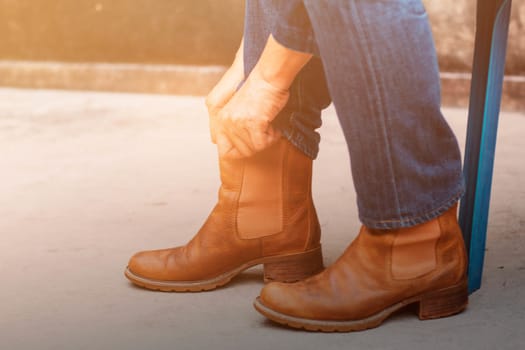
[
  {"x1": 252, "y1": 35, "x2": 313, "y2": 91},
  {"x1": 230, "y1": 38, "x2": 245, "y2": 79},
  {"x1": 248, "y1": 67, "x2": 290, "y2": 99},
  {"x1": 206, "y1": 65, "x2": 244, "y2": 111},
  {"x1": 253, "y1": 65, "x2": 291, "y2": 92}
]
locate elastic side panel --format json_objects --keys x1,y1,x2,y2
[
  {"x1": 391, "y1": 219, "x2": 440, "y2": 280},
  {"x1": 236, "y1": 141, "x2": 285, "y2": 239}
]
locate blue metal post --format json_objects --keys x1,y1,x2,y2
[{"x1": 459, "y1": 0, "x2": 512, "y2": 293}]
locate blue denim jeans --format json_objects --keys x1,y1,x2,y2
[{"x1": 243, "y1": 0, "x2": 464, "y2": 230}]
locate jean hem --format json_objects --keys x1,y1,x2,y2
[
  {"x1": 272, "y1": 25, "x2": 317, "y2": 55},
  {"x1": 278, "y1": 127, "x2": 318, "y2": 160},
  {"x1": 359, "y1": 182, "x2": 465, "y2": 230}
]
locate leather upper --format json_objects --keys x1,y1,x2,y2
[
  {"x1": 259, "y1": 205, "x2": 467, "y2": 321},
  {"x1": 127, "y1": 139, "x2": 321, "y2": 282}
]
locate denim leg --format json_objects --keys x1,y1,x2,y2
[
  {"x1": 244, "y1": 0, "x2": 331, "y2": 159},
  {"x1": 301, "y1": 0, "x2": 464, "y2": 228}
]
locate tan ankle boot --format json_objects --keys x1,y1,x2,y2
[
  {"x1": 254, "y1": 205, "x2": 468, "y2": 332},
  {"x1": 125, "y1": 139, "x2": 324, "y2": 291}
]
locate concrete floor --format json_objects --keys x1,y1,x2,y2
[{"x1": 0, "y1": 88, "x2": 523, "y2": 350}]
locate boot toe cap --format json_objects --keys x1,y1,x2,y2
[
  {"x1": 259, "y1": 282, "x2": 309, "y2": 319},
  {"x1": 127, "y1": 249, "x2": 168, "y2": 280}
]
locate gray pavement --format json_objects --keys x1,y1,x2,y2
[{"x1": 0, "y1": 88, "x2": 523, "y2": 350}]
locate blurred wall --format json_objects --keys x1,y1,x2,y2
[
  {"x1": 0, "y1": 0, "x2": 523, "y2": 71},
  {"x1": 0, "y1": 0, "x2": 523, "y2": 109},
  {"x1": 427, "y1": 0, "x2": 524, "y2": 75},
  {"x1": 0, "y1": 0, "x2": 244, "y2": 65}
]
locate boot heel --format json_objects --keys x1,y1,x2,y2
[
  {"x1": 263, "y1": 246, "x2": 324, "y2": 283},
  {"x1": 418, "y1": 280, "x2": 468, "y2": 320}
]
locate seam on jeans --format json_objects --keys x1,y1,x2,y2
[
  {"x1": 297, "y1": 71, "x2": 304, "y2": 116},
  {"x1": 351, "y1": 2, "x2": 402, "y2": 218},
  {"x1": 275, "y1": 74, "x2": 318, "y2": 160}
]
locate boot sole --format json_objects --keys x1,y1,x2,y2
[
  {"x1": 124, "y1": 246, "x2": 324, "y2": 292},
  {"x1": 253, "y1": 279, "x2": 468, "y2": 332}
]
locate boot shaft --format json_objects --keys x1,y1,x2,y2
[
  {"x1": 353, "y1": 204, "x2": 468, "y2": 286},
  {"x1": 217, "y1": 139, "x2": 320, "y2": 250}
]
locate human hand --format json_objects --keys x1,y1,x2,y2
[
  {"x1": 205, "y1": 38, "x2": 245, "y2": 144},
  {"x1": 209, "y1": 34, "x2": 311, "y2": 159},
  {"x1": 205, "y1": 63, "x2": 245, "y2": 144},
  {"x1": 215, "y1": 70, "x2": 289, "y2": 159}
]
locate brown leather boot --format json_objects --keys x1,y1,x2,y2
[
  {"x1": 254, "y1": 205, "x2": 468, "y2": 332},
  {"x1": 125, "y1": 139, "x2": 324, "y2": 291}
]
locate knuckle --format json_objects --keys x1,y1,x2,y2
[
  {"x1": 205, "y1": 95, "x2": 214, "y2": 108},
  {"x1": 217, "y1": 109, "x2": 228, "y2": 120}
]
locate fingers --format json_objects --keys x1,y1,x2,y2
[
  {"x1": 205, "y1": 67, "x2": 244, "y2": 144},
  {"x1": 247, "y1": 119, "x2": 281, "y2": 152},
  {"x1": 210, "y1": 68, "x2": 290, "y2": 158},
  {"x1": 208, "y1": 113, "x2": 219, "y2": 144},
  {"x1": 225, "y1": 129, "x2": 256, "y2": 158},
  {"x1": 264, "y1": 124, "x2": 282, "y2": 146},
  {"x1": 220, "y1": 112, "x2": 281, "y2": 157},
  {"x1": 216, "y1": 121, "x2": 281, "y2": 160},
  {"x1": 216, "y1": 132, "x2": 242, "y2": 159}
]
